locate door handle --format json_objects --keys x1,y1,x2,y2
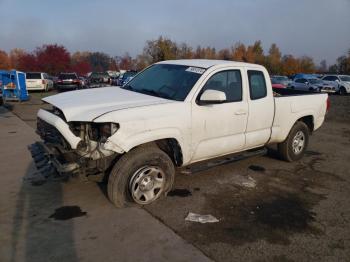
[{"x1": 234, "y1": 110, "x2": 247, "y2": 115}]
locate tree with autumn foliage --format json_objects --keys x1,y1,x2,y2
[
  {"x1": 9, "y1": 48, "x2": 26, "y2": 69},
  {"x1": 71, "y1": 51, "x2": 92, "y2": 75},
  {"x1": 1, "y1": 37, "x2": 349, "y2": 76},
  {"x1": 35, "y1": 44, "x2": 71, "y2": 75},
  {"x1": 0, "y1": 50, "x2": 11, "y2": 70},
  {"x1": 17, "y1": 53, "x2": 38, "y2": 72},
  {"x1": 266, "y1": 43, "x2": 282, "y2": 75},
  {"x1": 231, "y1": 42, "x2": 246, "y2": 62}
]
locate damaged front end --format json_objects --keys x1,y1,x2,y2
[{"x1": 29, "y1": 107, "x2": 120, "y2": 182}]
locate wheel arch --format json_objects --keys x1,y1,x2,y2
[
  {"x1": 297, "y1": 115, "x2": 314, "y2": 134},
  {"x1": 128, "y1": 138, "x2": 184, "y2": 167}
]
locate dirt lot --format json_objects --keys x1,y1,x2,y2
[{"x1": 2, "y1": 91, "x2": 350, "y2": 262}]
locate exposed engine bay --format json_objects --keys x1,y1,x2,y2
[{"x1": 31, "y1": 106, "x2": 120, "y2": 181}]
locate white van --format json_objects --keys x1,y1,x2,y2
[{"x1": 26, "y1": 72, "x2": 53, "y2": 92}]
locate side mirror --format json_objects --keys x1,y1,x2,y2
[
  {"x1": 199, "y1": 89, "x2": 226, "y2": 105},
  {"x1": 305, "y1": 81, "x2": 309, "y2": 85}
]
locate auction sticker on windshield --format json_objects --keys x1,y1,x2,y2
[{"x1": 186, "y1": 67, "x2": 206, "y2": 74}]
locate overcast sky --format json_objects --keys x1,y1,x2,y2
[{"x1": 1, "y1": 0, "x2": 349, "y2": 64}]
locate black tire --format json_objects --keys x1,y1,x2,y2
[
  {"x1": 277, "y1": 121, "x2": 309, "y2": 162},
  {"x1": 339, "y1": 87, "x2": 346, "y2": 96},
  {"x1": 107, "y1": 145, "x2": 175, "y2": 208}
]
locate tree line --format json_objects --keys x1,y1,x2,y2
[{"x1": 0, "y1": 36, "x2": 349, "y2": 76}]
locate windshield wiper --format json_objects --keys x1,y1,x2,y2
[{"x1": 139, "y1": 89, "x2": 172, "y2": 100}]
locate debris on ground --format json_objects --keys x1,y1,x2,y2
[
  {"x1": 185, "y1": 212, "x2": 219, "y2": 223},
  {"x1": 241, "y1": 176, "x2": 257, "y2": 188}
]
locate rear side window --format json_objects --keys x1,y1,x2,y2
[
  {"x1": 26, "y1": 73, "x2": 41, "y2": 79},
  {"x1": 201, "y1": 70, "x2": 242, "y2": 102},
  {"x1": 248, "y1": 70, "x2": 267, "y2": 100}
]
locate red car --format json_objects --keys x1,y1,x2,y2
[{"x1": 271, "y1": 78, "x2": 286, "y2": 89}]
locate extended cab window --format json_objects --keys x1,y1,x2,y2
[
  {"x1": 248, "y1": 70, "x2": 267, "y2": 100},
  {"x1": 201, "y1": 70, "x2": 242, "y2": 102}
]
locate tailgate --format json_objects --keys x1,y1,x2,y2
[{"x1": 26, "y1": 80, "x2": 42, "y2": 87}]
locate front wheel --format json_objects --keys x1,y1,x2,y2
[
  {"x1": 107, "y1": 145, "x2": 175, "y2": 208},
  {"x1": 277, "y1": 121, "x2": 309, "y2": 162}
]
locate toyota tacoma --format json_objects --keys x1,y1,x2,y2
[{"x1": 30, "y1": 60, "x2": 329, "y2": 207}]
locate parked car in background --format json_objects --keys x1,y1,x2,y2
[
  {"x1": 271, "y1": 78, "x2": 286, "y2": 89},
  {"x1": 291, "y1": 73, "x2": 321, "y2": 81},
  {"x1": 79, "y1": 77, "x2": 87, "y2": 88},
  {"x1": 88, "y1": 72, "x2": 111, "y2": 88},
  {"x1": 56, "y1": 73, "x2": 81, "y2": 91},
  {"x1": 322, "y1": 75, "x2": 350, "y2": 95},
  {"x1": 117, "y1": 71, "x2": 137, "y2": 86},
  {"x1": 0, "y1": 86, "x2": 3, "y2": 105},
  {"x1": 111, "y1": 75, "x2": 120, "y2": 86},
  {"x1": 290, "y1": 77, "x2": 325, "y2": 92},
  {"x1": 271, "y1": 75, "x2": 292, "y2": 87},
  {"x1": 25, "y1": 72, "x2": 53, "y2": 92}
]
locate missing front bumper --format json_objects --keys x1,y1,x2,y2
[{"x1": 28, "y1": 142, "x2": 80, "y2": 176}]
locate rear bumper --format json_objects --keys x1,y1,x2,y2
[{"x1": 27, "y1": 85, "x2": 45, "y2": 90}]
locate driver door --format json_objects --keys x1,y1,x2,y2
[{"x1": 191, "y1": 69, "x2": 248, "y2": 162}]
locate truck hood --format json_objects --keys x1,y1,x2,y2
[{"x1": 42, "y1": 87, "x2": 172, "y2": 122}]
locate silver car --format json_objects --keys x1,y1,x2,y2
[
  {"x1": 322, "y1": 75, "x2": 350, "y2": 95},
  {"x1": 290, "y1": 78, "x2": 325, "y2": 92}
]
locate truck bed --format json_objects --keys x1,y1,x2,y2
[
  {"x1": 270, "y1": 89, "x2": 328, "y2": 144},
  {"x1": 273, "y1": 88, "x2": 323, "y2": 96}
]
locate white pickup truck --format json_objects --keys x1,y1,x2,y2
[{"x1": 31, "y1": 60, "x2": 329, "y2": 207}]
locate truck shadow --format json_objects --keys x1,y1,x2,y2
[{"x1": 10, "y1": 162, "x2": 78, "y2": 262}]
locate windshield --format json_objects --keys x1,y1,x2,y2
[
  {"x1": 26, "y1": 73, "x2": 41, "y2": 79},
  {"x1": 272, "y1": 76, "x2": 289, "y2": 84},
  {"x1": 275, "y1": 76, "x2": 288, "y2": 81},
  {"x1": 59, "y1": 74, "x2": 77, "y2": 80},
  {"x1": 121, "y1": 64, "x2": 205, "y2": 101},
  {"x1": 309, "y1": 78, "x2": 322, "y2": 84},
  {"x1": 340, "y1": 76, "x2": 350, "y2": 82},
  {"x1": 90, "y1": 72, "x2": 109, "y2": 78}
]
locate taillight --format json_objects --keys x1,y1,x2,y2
[
  {"x1": 326, "y1": 96, "x2": 330, "y2": 113},
  {"x1": 42, "y1": 80, "x2": 46, "y2": 85}
]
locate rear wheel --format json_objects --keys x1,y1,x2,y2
[
  {"x1": 107, "y1": 145, "x2": 175, "y2": 207},
  {"x1": 277, "y1": 121, "x2": 309, "y2": 162}
]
